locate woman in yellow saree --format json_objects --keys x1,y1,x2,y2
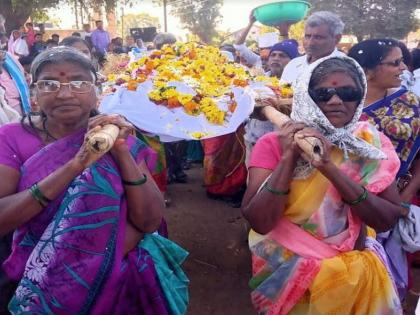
[{"x1": 242, "y1": 56, "x2": 405, "y2": 315}]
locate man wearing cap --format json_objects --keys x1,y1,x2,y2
[
  {"x1": 265, "y1": 40, "x2": 299, "y2": 77},
  {"x1": 243, "y1": 40, "x2": 299, "y2": 165},
  {"x1": 281, "y1": 11, "x2": 346, "y2": 87}
]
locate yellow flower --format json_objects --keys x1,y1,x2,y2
[
  {"x1": 148, "y1": 90, "x2": 163, "y2": 101},
  {"x1": 190, "y1": 131, "x2": 207, "y2": 139},
  {"x1": 178, "y1": 94, "x2": 194, "y2": 105},
  {"x1": 107, "y1": 74, "x2": 117, "y2": 82},
  {"x1": 161, "y1": 88, "x2": 179, "y2": 99}
]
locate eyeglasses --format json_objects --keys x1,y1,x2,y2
[
  {"x1": 379, "y1": 58, "x2": 404, "y2": 67},
  {"x1": 35, "y1": 80, "x2": 93, "y2": 94},
  {"x1": 309, "y1": 87, "x2": 363, "y2": 103}
]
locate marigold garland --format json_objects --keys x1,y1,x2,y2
[{"x1": 102, "y1": 42, "x2": 293, "y2": 126}]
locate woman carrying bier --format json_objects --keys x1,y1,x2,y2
[
  {"x1": 242, "y1": 55, "x2": 405, "y2": 314},
  {"x1": 0, "y1": 47, "x2": 188, "y2": 315}
]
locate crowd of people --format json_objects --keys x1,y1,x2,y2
[{"x1": 0, "y1": 8, "x2": 419, "y2": 315}]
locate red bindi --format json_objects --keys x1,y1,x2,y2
[
  {"x1": 59, "y1": 71, "x2": 66, "y2": 76},
  {"x1": 331, "y1": 81, "x2": 338, "y2": 86}
]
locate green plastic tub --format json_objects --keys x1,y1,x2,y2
[{"x1": 253, "y1": 1, "x2": 311, "y2": 26}]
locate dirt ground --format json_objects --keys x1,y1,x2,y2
[
  {"x1": 165, "y1": 164, "x2": 420, "y2": 315},
  {"x1": 164, "y1": 165, "x2": 254, "y2": 315}
]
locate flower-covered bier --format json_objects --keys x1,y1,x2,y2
[
  {"x1": 102, "y1": 42, "x2": 290, "y2": 125},
  {"x1": 254, "y1": 75, "x2": 293, "y2": 98}
]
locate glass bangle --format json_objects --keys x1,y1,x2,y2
[
  {"x1": 345, "y1": 186, "x2": 368, "y2": 205},
  {"x1": 122, "y1": 174, "x2": 147, "y2": 186},
  {"x1": 29, "y1": 183, "x2": 51, "y2": 207},
  {"x1": 263, "y1": 181, "x2": 290, "y2": 196}
]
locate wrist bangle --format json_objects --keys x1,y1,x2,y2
[
  {"x1": 29, "y1": 183, "x2": 51, "y2": 207},
  {"x1": 345, "y1": 186, "x2": 368, "y2": 205},
  {"x1": 122, "y1": 174, "x2": 147, "y2": 186},
  {"x1": 401, "y1": 202, "x2": 411, "y2": 209},
  {"x1": 263, "y1": 181, "x2": 290, "y2": 196}
]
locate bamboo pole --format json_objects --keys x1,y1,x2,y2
[
  {"x1": 261, "y1": 106, "x2": 324, "y2": 162},
  {"x1": 86, "y1": 124, "x2": 120, "y2": 154}
]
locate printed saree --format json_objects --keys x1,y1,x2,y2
[
  {"x1": 136, "y1": 131, "x2": 168, "y2": 193},
  {"x1": 3, "y1": 53, "x2": 31, "y2": 114},
  {"x1": 361, "y1": 88, "x2": 420, "y2": 179},
  {"x1": 2, "y1": 130, "x2": 189, "y2": 315},
  {"x1": 249, "y1": 122, "x2": 402, "y2": 315},
  {"x1": 361, "y1": 88, "x2": 420, "y2": 298},
  {"x1": 202, "y1": 125, "x2": 247, "y2": 196}
]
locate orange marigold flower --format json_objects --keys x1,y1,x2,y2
[
  {"x1": 127, "y1": 80, "x2": 138, "y2": 91},
  {"x1": 167, "y1": 96, "x2": 182, "y2": 108}
]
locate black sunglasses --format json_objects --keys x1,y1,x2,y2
[{"x1": 309, "y1": 87, "x2": 363, "y2": 103}]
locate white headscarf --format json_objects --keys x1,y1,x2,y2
[{"x1": 291, "y1": 55, "x2": 386, "y2": 160}]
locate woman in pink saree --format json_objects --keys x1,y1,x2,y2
[{"x1": 242, "y1": 56, "x2": 406, "y2": 314}]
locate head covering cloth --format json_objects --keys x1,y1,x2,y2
[{"x1": 291, "y1": 55, "x2": 386, "y2": 166}]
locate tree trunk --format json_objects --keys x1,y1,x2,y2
[{"x1": 0, "y1": 0, "x2": 34, "y2": 35}]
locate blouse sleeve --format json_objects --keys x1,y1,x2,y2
[
  {"x1": 0, "y1": 124, "x2": 23, "y2": 170},
  {"x1": 249, "y1": 132, "x2": 282, "y2": 171}
]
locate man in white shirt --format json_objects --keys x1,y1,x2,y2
[
  {"x1": 402, "y1": 48, "x2": 420, "y2": 98},
  {"x1": 281, "y1": 11, "x2": 346, "y2": 87}
]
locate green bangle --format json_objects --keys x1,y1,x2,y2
[
  {"x1": 263, "y1": 181, "x2": 290, "y2": 196},
  {"x1": 29, "y1": 183, "x2": 51, "y2": 207},
  {"x1": 345, "y1": 186, "x2": 368, "y2": 205},
  {"x1": 122, "y1": 174, "x2": 147, "y2": 186}
]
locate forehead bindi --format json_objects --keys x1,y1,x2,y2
[
  {"x1": 38, "y1": 63, "x2": 92, "y2": 82},
  {"x1": 316, "y1": 72, "x2": 357, "y2": 88}
]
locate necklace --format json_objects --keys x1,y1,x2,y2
[{"x1": 42, "y1": 119, "x2": 58, "y2": 141}]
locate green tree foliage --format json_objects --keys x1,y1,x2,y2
[
  {"x1": 0, "y1": 0, "x2": 130, "y2": 34},
  {"x1": 310, "y1": 0, "x2": 419, "y2": 41},
  {"x1": 0, "y1": 0, "x2": 61, "y2": 33},
  {"x1": 155, "y1": 0, "x2": 223, "y2": 44},
  {"x1": 117, "y1": 13, "x2": 160, "y2": 38}
]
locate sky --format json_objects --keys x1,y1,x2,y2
[
  {"x1": 50, "y1": 0, "x2": 275, "y2": 36},
  {"x1": 50, "y1": 1, "x2": 420, "y2": 41}
]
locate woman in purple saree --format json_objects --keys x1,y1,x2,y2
[{"x1": 0, "y1": 47, "x2": 188, "y2": 314}]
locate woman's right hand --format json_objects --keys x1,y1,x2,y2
[
  {"x1": 277, "y1": 121, "x2": 306, "y2": 161},
  {"x1": 72, "y1": 126, "x2": 106, "y2": 170},
  {"x1": 249, "y1": 9, "x2": 257, "y2": 25}
]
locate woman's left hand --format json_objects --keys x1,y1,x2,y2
[
  {"x1": 88, "y1": 114, "x2": 134, "y2": 155},
  {"x1": 295, "y1": 127, "x2": 333, "y2": 169}
]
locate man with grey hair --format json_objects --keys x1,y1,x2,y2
[{"x1": 281, "y1": 11, "x2": 346, "y2": 87}]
